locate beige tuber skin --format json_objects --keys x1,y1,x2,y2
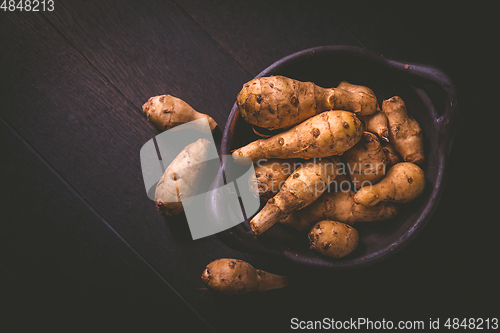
[
  {"x1": 331, "y1": 81, "x2": 380, "y2": 115},
  {"x1": 381, "y1": 141, "x2": 402, "y2": 168},
  {"x1": 343, "y1": 132, "x2": 388, "y2": 190},
  {"x1": 250, "y1": 157, "x2": 340, "y2": 235},
  {"x1": 328, "y1": 171, "x2": 353, "y2": 192},
  {"x1": 336, "y1": 81, "x2": 376, "y2": 97},
  {"x1": 337, "y1": 81, "x2": 389, "y2": 142},
  {"x1": 336, "y1": 82, "x2": 387, "y2": 142},
  {"x1": 201, "y1": 259, "x2": 287, "y2": 295},
  {"x1": 237, "y1": 76, "x2": 379, "y2": 130},
  {"x1": 354, "y1": 162, "x2": 425, "y2": 207},
  {"x1": 359, "y1": 112, "x2": 390, "y2": 142},
  {"x1": 233, "y1": 111, "x2": 363, "y2": 164},
  {"x1": 280, "y1": 190, "x2": 398, "y2": 231},
  {"x1": 154, "y1": 138, "x2": 210, "y2": 216},
  {"x1": 382, "y1": 96, "x2": 424, "y2": 165},
  {"x1": 142, "y1": 94, "x2": 217, "y2": 132},
  {"x1": 308, "y1": 220, "x2": 359, "y2": 259},
  {"x1": 253, "y1": 159, "x2": 301, "y2": 201}
]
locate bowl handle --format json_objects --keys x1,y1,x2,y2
[{"x1": 391, "y1": 61, "x2": 461, "y2": 155}]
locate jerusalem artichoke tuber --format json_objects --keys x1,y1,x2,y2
[
  {"x1": 280, "y1": 190, "x2": 398, "y2": 231},
  {"x1": 359, "y1": 112, "x2": 390, "y2": 142},
  {"x1": 237, "y1": 76, "x2": 379, "y2": 130},
  {"x1": 308, "y1": 220, "x2": 359, "y2": 259},
  {"x1": 250, "y1": 157, "x2": 340, "y2": 235},
  {"x1": 381, "y1": 141, "x2": 402, "y2": 168},
  {"x1": 354, "y1": 162, "x2": 425, "y2": 206},
  {"x1": 154, "y1": 138, "x2": 211, "y2": 216},
  {"x1": 382, "y1": 96, "x2": 424, "y2": 164},
  {"x1": 233, "y1": 110, "x2": 363, "y2": 163},
  {"x1": 201, "y1": 259, "x2": 287, "y2": 295},
  {"x1": 253, "y1": 159, "x2": 301, "y2": 201},
  {"x1": 142, "y1": 94, "x2": 217, "y2": 132},
  {"x1": 343, "y1": 132, "x2": 388, "y2": 189}
]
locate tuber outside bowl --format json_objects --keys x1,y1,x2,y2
[{"x1": 207, "y1": 45, "x2": 461, "y2": 269}]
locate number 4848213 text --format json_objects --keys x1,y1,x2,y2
[{"x1": 1, "y1": 0, "x2": 54, "y2": 11}]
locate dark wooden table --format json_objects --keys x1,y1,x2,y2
[{"x1": 1, "y1": 2, "x2": 497, "y2": 332}]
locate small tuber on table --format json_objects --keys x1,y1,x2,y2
[
  {"x1": 142, "y1": 94, "x2": 217, "y2": 132},
  {"x1": 201, "y1": 259, "x2": 287, "y2": 295},
  {"x1": 154, "y1": 138, "x2": 211, "y2": 216}
]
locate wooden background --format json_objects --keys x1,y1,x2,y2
[{"x1": 0, "y1": 2, "x2": 497, "y2": 332}]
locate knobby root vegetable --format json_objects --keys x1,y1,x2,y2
[
  {"x1": 237, "y1": 76, "x2": 379, "y2": 130},
  {"x1": 154, "y1": 138, "x2": 211, "y2": 216},
  {"x1": 336, "y1": 81, "x2": 376, "y2": 97},
  {"x1": 335, "y1": 81, "x2": 388, "y2": 142},
  {"x1": 381, "y1": 141, "x2": 401, "y2": 168},
  {"x1": 142, "y1": 94, "x2": 217, "y2": 132},
  {"x1": 201, "y1": 259, "x2": 287, "y2": 295},
  {"x1": 308, "y1": 220, "x2": 359, "y2": 258},
  {"x1": 359, "y1": 112, "x2": 390, "y2": 142},
  {"x1": 254, "y1": 159, "x2": 301, "y2": 201},
  {"x1": 343, "y1": 132, "x2": 388, "y2": 189},
  {"x1": 382, "y1": 96, "x2": 424, "y2": 164},
  {"x1": 354, "y1": 162, "x2": 425, "y2": 206},
  {"x1": 280, "y1": 190, "x2": 398, "y2": 231},
  {"x1": 329, "y1": 171, "x2": 353, "y2": 193},
  {"x1": 233, "y1": 111, "x2": 363, "y2": 164},
  {"x1": 331, "y1": 80, "x2": 379, "y2": 115},
  {"x1": 250, "y1": 157, "x2": 340, "y2": 235}
]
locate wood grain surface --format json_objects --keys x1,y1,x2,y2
[
  {"x1": 0, "y1": 2, "x2": 496, "y2": 332},
  {"x1": 0, "y1": 118, "x2": 213, "y2": 331}
]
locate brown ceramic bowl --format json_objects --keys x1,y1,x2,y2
[{"x1": 207, "y1": 45, "x2": 460, "y2": 269}]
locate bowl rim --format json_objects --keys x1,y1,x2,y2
[{"x1": 211, "y1": 45, "x2": 460, "y2": 269}]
